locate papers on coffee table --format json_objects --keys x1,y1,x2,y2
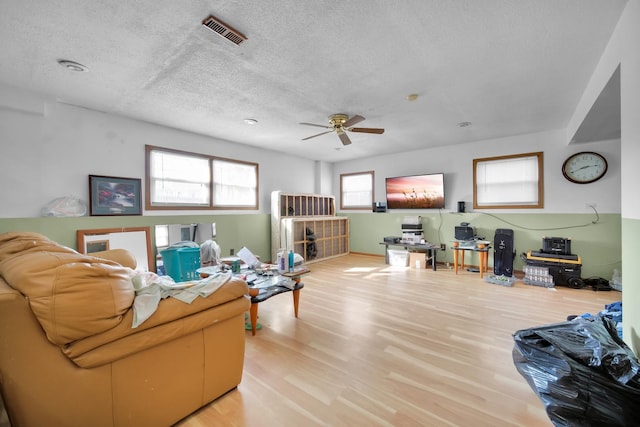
[
  {"x1": 251, "y1": 275, "x2": 295, "y2": 290},
  {"x1": 237, "y1": 246, "x2": 260, "y2": 268}
]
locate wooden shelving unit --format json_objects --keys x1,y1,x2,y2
[
  {"x1": 278, "y1": 193, "x2": 335, "y2": 217},
  {"x1": 281, "y1": 217, "x2": 349, "y2": 263},
  {"x1": 271, "y1": 191, "x2": 349, "y2": 263}
]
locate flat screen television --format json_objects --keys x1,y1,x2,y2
[{"x1": 385, "y1": 173, "x2": 445, "y2": 209}]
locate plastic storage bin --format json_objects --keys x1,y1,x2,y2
[
  {"x1": 388, "y1": 249, "x2": 409, "y2": 267},
  {"x1": 485, "y1": 274, "x2": 518, "y2": 287},
  {"x1": 161, "y1": 247, "x2": 201, "y2": 282}
]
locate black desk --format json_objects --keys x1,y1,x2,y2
[{"x1": 380, "y1": 242, "x2": 438, "y2": 270}]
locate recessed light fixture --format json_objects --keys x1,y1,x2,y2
[
  {"x1": 457, "y1": 121, "x2": 472, "y2": 128},
  {"x1": 57, "y1": 60, "x2": 88, "y2": 72},
  {"x1": 243, "y1": 118, "x2": 258, "y2": 125},
  {"x1": 406, "y1": 94, "x2": 419, "y2": 101}
]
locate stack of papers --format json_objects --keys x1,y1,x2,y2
[{"x1": 237, "y1": 246, "x2": 260, "y2": 268}]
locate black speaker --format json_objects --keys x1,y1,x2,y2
[
  {"x1": 457, "y1": 201, "x2": 465, "y2": 213},
  {"x1": 494, "y1": 228, "x2": 515, "y2": 276},
  {"x1": 372, "y1": 202, "x2": 387, "y2": 213}
]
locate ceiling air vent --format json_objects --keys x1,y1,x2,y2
[{"x1": 202, "y1": 15, "x2": 247, "y2": 46}]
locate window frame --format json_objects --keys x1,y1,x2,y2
[
  {"x1": 340, "y1": 170, "x2": 375, "y2": 210},
  {"x1": 473, "y1": 152, "x2": 544, "y2": 209},
  {"x1": 211, "y1": 156, "x2": 259, "y2": 209},
  {"x1": 145, "y1": 145, "x2": 259, "y2": 211}
]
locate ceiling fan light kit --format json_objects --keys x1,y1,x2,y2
[{"x1": 300, "y1": 113, "x2": 384, "y2": 146}]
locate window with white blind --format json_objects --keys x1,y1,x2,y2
[
  {"x1": 340, "y1": 171, "x2": 374, "y2": 209},
  {"x1": 212, "y1": 158, "x2": 258, "y2": 208},
  {"x1": 145, "y1": 145, "x2": 259, "y2": 210},
  {"x1": 148, "y1": 149, "x2": 211, "y2": 207},
  {"x1": 473, "y1": 152, "x2": 543, "y2": 209}
]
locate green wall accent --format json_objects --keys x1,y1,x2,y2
[
  {"x1": 0, "y1": 214, "x2": 271, "y2": 265},
  {"x1": 0, "y1": 211, "x2": 622, "y2": 282},
  {"x1": 621, "y1": 217, "x2": 639, "y2": 354},
  {"x1": 341, "y1": 212, "x2": 621, "y2": 279}
]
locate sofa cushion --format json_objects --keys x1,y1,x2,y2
[
  {"x1": 0, "y1": 231, "x2": 72, "y2": 260},
  {"x1": 0, "y1": 232, "x2": 134, "y2": 346}
]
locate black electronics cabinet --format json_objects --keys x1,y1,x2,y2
[
  {"x1": 494, "y1": 228, "x2": 515, "y2": 276},
  {"x1": 521, "y1": 252, "x2": 583, "y2": 288},
  {"x1": 521, "y1": 236, "x2": 584, "y2": 288}
]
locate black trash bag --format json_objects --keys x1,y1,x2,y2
[
  {"x1": 513, "y1": 316, "x2": 640, "y2": 427},
  {"x1": 305, "y1": 227, "x2": 317, "y2": 260}
]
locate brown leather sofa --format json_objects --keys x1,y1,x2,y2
[{"x1": 0, "y1": 232, "x2": 250, "y2": 427}]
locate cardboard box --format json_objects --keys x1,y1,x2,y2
[{"x1": 409, "y1": 252, "x2": 426, "y2": 269}]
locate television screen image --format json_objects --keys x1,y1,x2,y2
[{"x1": 385, "y1": 173, "x2": 445, "y2": 209}]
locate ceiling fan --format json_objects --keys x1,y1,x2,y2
[{"x1": 300, "y1": 114, "x2": 384, "y2": 146}]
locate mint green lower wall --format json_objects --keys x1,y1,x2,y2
[
  {"x1": 2, "y1": 212, "x2": 633, "y2": 352},
  {"x1": 622, "y1": 218, "x2": 639, "y2": 355},
  {"x1": 0, "y1": 214, "x2": 271, "y2": 266},
  {"x1": 341, "y1": 212, "x2": 622, "y2": 279},
  {"x1": 1, "y1": 211, "x2": 621, "y2": 280}
]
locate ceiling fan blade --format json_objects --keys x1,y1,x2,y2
[
  {"x1": 300, "y1": 122, "x2": 332, "y2": 129},
  {"x1": 343, "y1": 114, "x2": 365, "y2": 128},
  {"x1": 349, "y1": 127, "x2": 385, "y2": 134},
  {"x1": 338, "y1": 132, "x2": 352, "y2": 146},
  {"x1": 302, "y1": 130, "x2": 334, "y2": 141}
]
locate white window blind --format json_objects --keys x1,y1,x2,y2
[
  {"x1": 341, "y1": 171, "x2": 374, "y2": 209},
  {"x1": 149, "y1": 150, "x2": 210, "y2": 206},
  {"x1": 146, "y1": 146, "x2": 259, "y2": 210},
  {"x1": 212, "y1": 158, "x2": 257, "y2": 207},
  {"x1": 474, "y1": 152, "x2": 543, "y2": 208}
]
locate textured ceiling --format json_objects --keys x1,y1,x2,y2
[{"x1": 0, "y1": 0, "x2": 627, "y2": 162}]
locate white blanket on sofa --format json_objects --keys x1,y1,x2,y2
[{"x1": 130, "y1": 271, "x2": 232, "y2": 328}]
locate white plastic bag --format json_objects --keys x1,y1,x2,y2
[
  {"x1": 41, "y1": 196, "x2": 87, "y2": 217},
  {"x1": 610, "y1": 269, "x2": 622, "y2": 291},
  {"x1": 200, "y1": 239, "x2": 221, "y2": 267}
]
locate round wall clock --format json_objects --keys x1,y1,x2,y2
[{"x1": 562, "y1": 151, "x2": 608, "y2": 184}]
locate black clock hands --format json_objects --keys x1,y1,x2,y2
[{"x1": 570, "y1": 164, "x2": 598, "y2": 173}]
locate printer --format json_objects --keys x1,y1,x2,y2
[
  {"x1": 401, "y1": 216, "x2": 424, "y2": 244},
  {"x1": 454, "y1": 223, "x2": 476, "y2": 241}
]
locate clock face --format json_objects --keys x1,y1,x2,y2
[{"x1": 562, "y1": 151, "x2": 608, "y2": 184}]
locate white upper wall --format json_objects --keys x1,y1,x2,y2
[
  {"x1": 618, "y1": 0, "x2": 640, "y2": 220},
  {"x1": 567, "y1": 0, "x2": 639, "y2": 220},
  {"x1": 333, "y1": 129, "x2": 621, "y2": 214},
  {"x1": 0, "y1": 82, "x2": 623, "y2": 218},
  {"x1": 0, "y1": 85, "x2": 318, "y2": 218}
]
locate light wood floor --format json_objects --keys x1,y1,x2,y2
[{"x1": 175, "y1": 254, "x2": 620, "y2": 427}]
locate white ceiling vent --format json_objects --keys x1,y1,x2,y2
[{"x1": 202, "y1": 15, "x2": 247, "y2": 46}]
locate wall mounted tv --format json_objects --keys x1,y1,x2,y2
[{"x1": 385, "y1": 173, "x2": 445, "y2": 209}]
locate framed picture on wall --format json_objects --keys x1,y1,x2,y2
[{"x1": 89, "y1": 175, "x2": 142, "y2": 216}]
